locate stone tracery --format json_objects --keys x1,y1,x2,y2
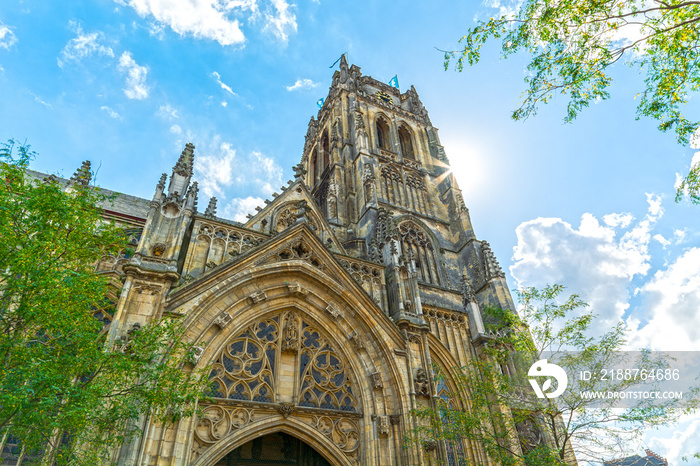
[
  {"x1": 398, "y1": 220, "x2": 441, "y2": 285},
  {"x1": 207, "y1": 317, "x2": 279, "y2": 403}
]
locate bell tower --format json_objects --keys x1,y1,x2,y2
[{"x1": 299, "y1": 56, "x2": 513, "y2": 321}]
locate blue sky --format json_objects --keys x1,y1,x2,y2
[{"x1": 1, "y1": 0, "x2": 699, "y2": 462}]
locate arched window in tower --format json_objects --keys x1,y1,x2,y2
[
  {"x1": 376, "y1": 117, "x2": 390, "y2": 151},
  {"x1": 380, "y1": 164, "x2": 403, "y2": 206},
  {"x1": 398, "y1": 124, "x2": 414, "y2": 160},
  {"x1": 311, "y1": 149, "x2": 318, "y2": 186},
  {"x1": 322, "y1": 130, "x2": 330, "y2": 170},
  {"x1": 398, "y1": 220, "x2": 441, "y2": 286}
]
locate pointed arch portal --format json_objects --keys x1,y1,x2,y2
[{"x1": 210, "y1": 432, "x2": 331, "y2": 466}]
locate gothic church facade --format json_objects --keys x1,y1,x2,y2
[{"x1": 95, "y1": 57, "x2": 518, "y2": 465}]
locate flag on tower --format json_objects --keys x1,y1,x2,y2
[
  {"x1": 389, "y1": 75, "x2": 399, "y2": 89},
  {"x1": 317, "y1": 98, "x2": 325, "y2": 108},
  {"x1": 329, "y1": 53, "x2": 345, "y2": 68}
]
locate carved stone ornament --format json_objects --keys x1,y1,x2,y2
[
  {"x1": 414, "y1": 368, "x2": 430, "y2": 398},
  {"x1": 277, "y1": 402, "x2": 296, "y2": 419},
  {"x1": 249, "y1": 291, "x2": 267, "y2": 304},
  {"x1": 194, "y1": 405, "x2": 252, "y2": 450},
  {"x1": 191, "y1": 345, "x2": 205, "y2": 363},
  {"x1": 281, "y1": 311, "x2": 300, "y2": 353},
  {"x1": 389, "y1": 415, "x2": 401, "y2": 426},
  {"x1": 348, "y1": 331, "x2": 365, "y2": 350},
  {"x1": 371, "y1": 372, "x2": 383, "y2": 389},
  {"x1": 325, "y1": 303, "x2": 341, "y2": 320},
  {"x1": 134, "y1": 284, "x2": 161, "y2": 295},
  {"x1": 287, "y1": 283, "x2": 309, "y2": 298},
  {"x1": 377, "y1": 416, "x2": 390, "y2": 436},
  {"x1": 212, "y1": 311, "x2": 233, "y2": 329},
  {"x1": 310, "y1": 416, "x2": 360, "y2": 454},
  {"x1": 152, "y1": 243, "x2": 166, "y2": 257}
]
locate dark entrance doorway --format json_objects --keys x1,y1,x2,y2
[{"x1": 213, "y1": 432, "x2": 332, "y2": 466}]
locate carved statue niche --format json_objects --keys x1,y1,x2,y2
[
  {"x1": 281, "y1": 311, "x2": 300, "y2": 353},
  {"x1": 362, "y1": 164, "x2": 375, "y2": 204},
  {"x1": 414, "y1": 368, "x2": 430, "y2": 398},
  {"x1": 354, "y1": 110, "x2": 369, "y2": 151},
  {"x1": 327, "y1": 181, "x2": 338, "y2": 218}
]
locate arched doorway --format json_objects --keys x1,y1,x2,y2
[{"x1": 212, "y1": 432, "x2": 332, "y2": 466}]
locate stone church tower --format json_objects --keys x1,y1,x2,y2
[{"x1": 95, "y1": 57, "x2": 520, "y2": 465}]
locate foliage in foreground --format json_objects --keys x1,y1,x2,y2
[
  {"x1": 444, "y1": 0, "x2": 700, "y2": 203},
  {"x1": 0, "y1": 140, "x2": 206, "y2": 465},
  {"x1": 411, "y1": 285, "x2": 699, "y2": 465}
]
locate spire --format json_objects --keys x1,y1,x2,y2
[
  {"x1": 185, "y1": 181, "x2": 199, "y2": 212},
  {"x1": 70, "y1": 161, "x2": 92, "y2": 186},
  {"x1": 167, "y1": 143, "x2": 195, "y2": 201},
  {"x1": 173, "y1": 143, "x2": 195, "y2": 177},
  {"x1": 204, "y1": 197, "x2": 217, "y2": 218}
]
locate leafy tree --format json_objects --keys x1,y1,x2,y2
[
  {"x1": 0, "y1": 140, "x2": 206, "y2": 465},
  {"x1": 411, "y1": 284, "x2": 699, "y2": 465},
  {"x1": 443, "y1": 0, "x2": 700, "y2": 203}
]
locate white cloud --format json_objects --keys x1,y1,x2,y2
[
  {"x1": 212, "y1": 71, "x2": 236, "y2": 95},
  {"x1": 223, "y1": 196, "x2": 264, "y2": 222},
  {"x1": 156, "y1": 104, "x2": 179, "y2": 120},
  {"x1": 239, "y1": 150, "x2": 283, "y2": 195},
  {"x1": 511, "y1": 194, "x2": 662, "y2": 334},
  {"x1": 170, "y1": 124, "x2": 182, "y2": 134},
  {"x1": 147, "y1": 21, "x2": 166, "y2": 39},
  {"x1": 646, "y1": 418, "x2": 700, "y2": 465},
  {"x1": 692, "y1": 151, "x2": 700, "y2": 168},
  {"x1": 58, "y1": 24, "x2": 114, "y2": 68},
  {"x1": 30, "y1": 92, "x2": 52, "y2": 108},
  {"x1": 100, "y1": 105, "x2": 122, "y2": 119},
  {"x1": 262, "y1": 0, "x2": 296, "y2": 42},
  {"x1": 626, "y1": 247, "x2": 700, "y2": 351},
  {"x1": 197, "y1": 141, "x2": 236, "y2": 197},
  {"x1": 652, "y1": 233, "x2": 670, "y2": 247},
  {"x1": 0, "y1": 23, "x2": 18, "y2": 50},
  {"x1": 286, "y1": 78, "x2": 319, "y2": 91},
  {"x1": 117, "y1": 0, "x2": 246, "y2": 46},
  {"x1": 673, "y1": 229, "x2": 686, "y2": 244},
  {"x1": 603, "y1": 212, "x2": 634, "y2": 228},
  {"x1": 221, "y1": 101, "x2": 228, "y2": 107},
  {"x1": 117, "y1": 51, "x2": 149, "y2": 100}
]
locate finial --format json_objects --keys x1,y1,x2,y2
[
  {"x1": 186, "y1": 181, "x2": 199, "y2": 211},
  {"x1": 157, "y1": 173, "x2": 167, "y2": 188},
  {"x1": 204, "y1": 197, "x2": 217, "y2": 218},
  {"x1": 70, "y1": 161, "x2": 92, "y2": 186},
  {"x1": 482, "y1": 241, "x2": 505, "y2": 279},
  {"x1": 173, "y1": 143, "x2": 195, "y2": 176}
]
